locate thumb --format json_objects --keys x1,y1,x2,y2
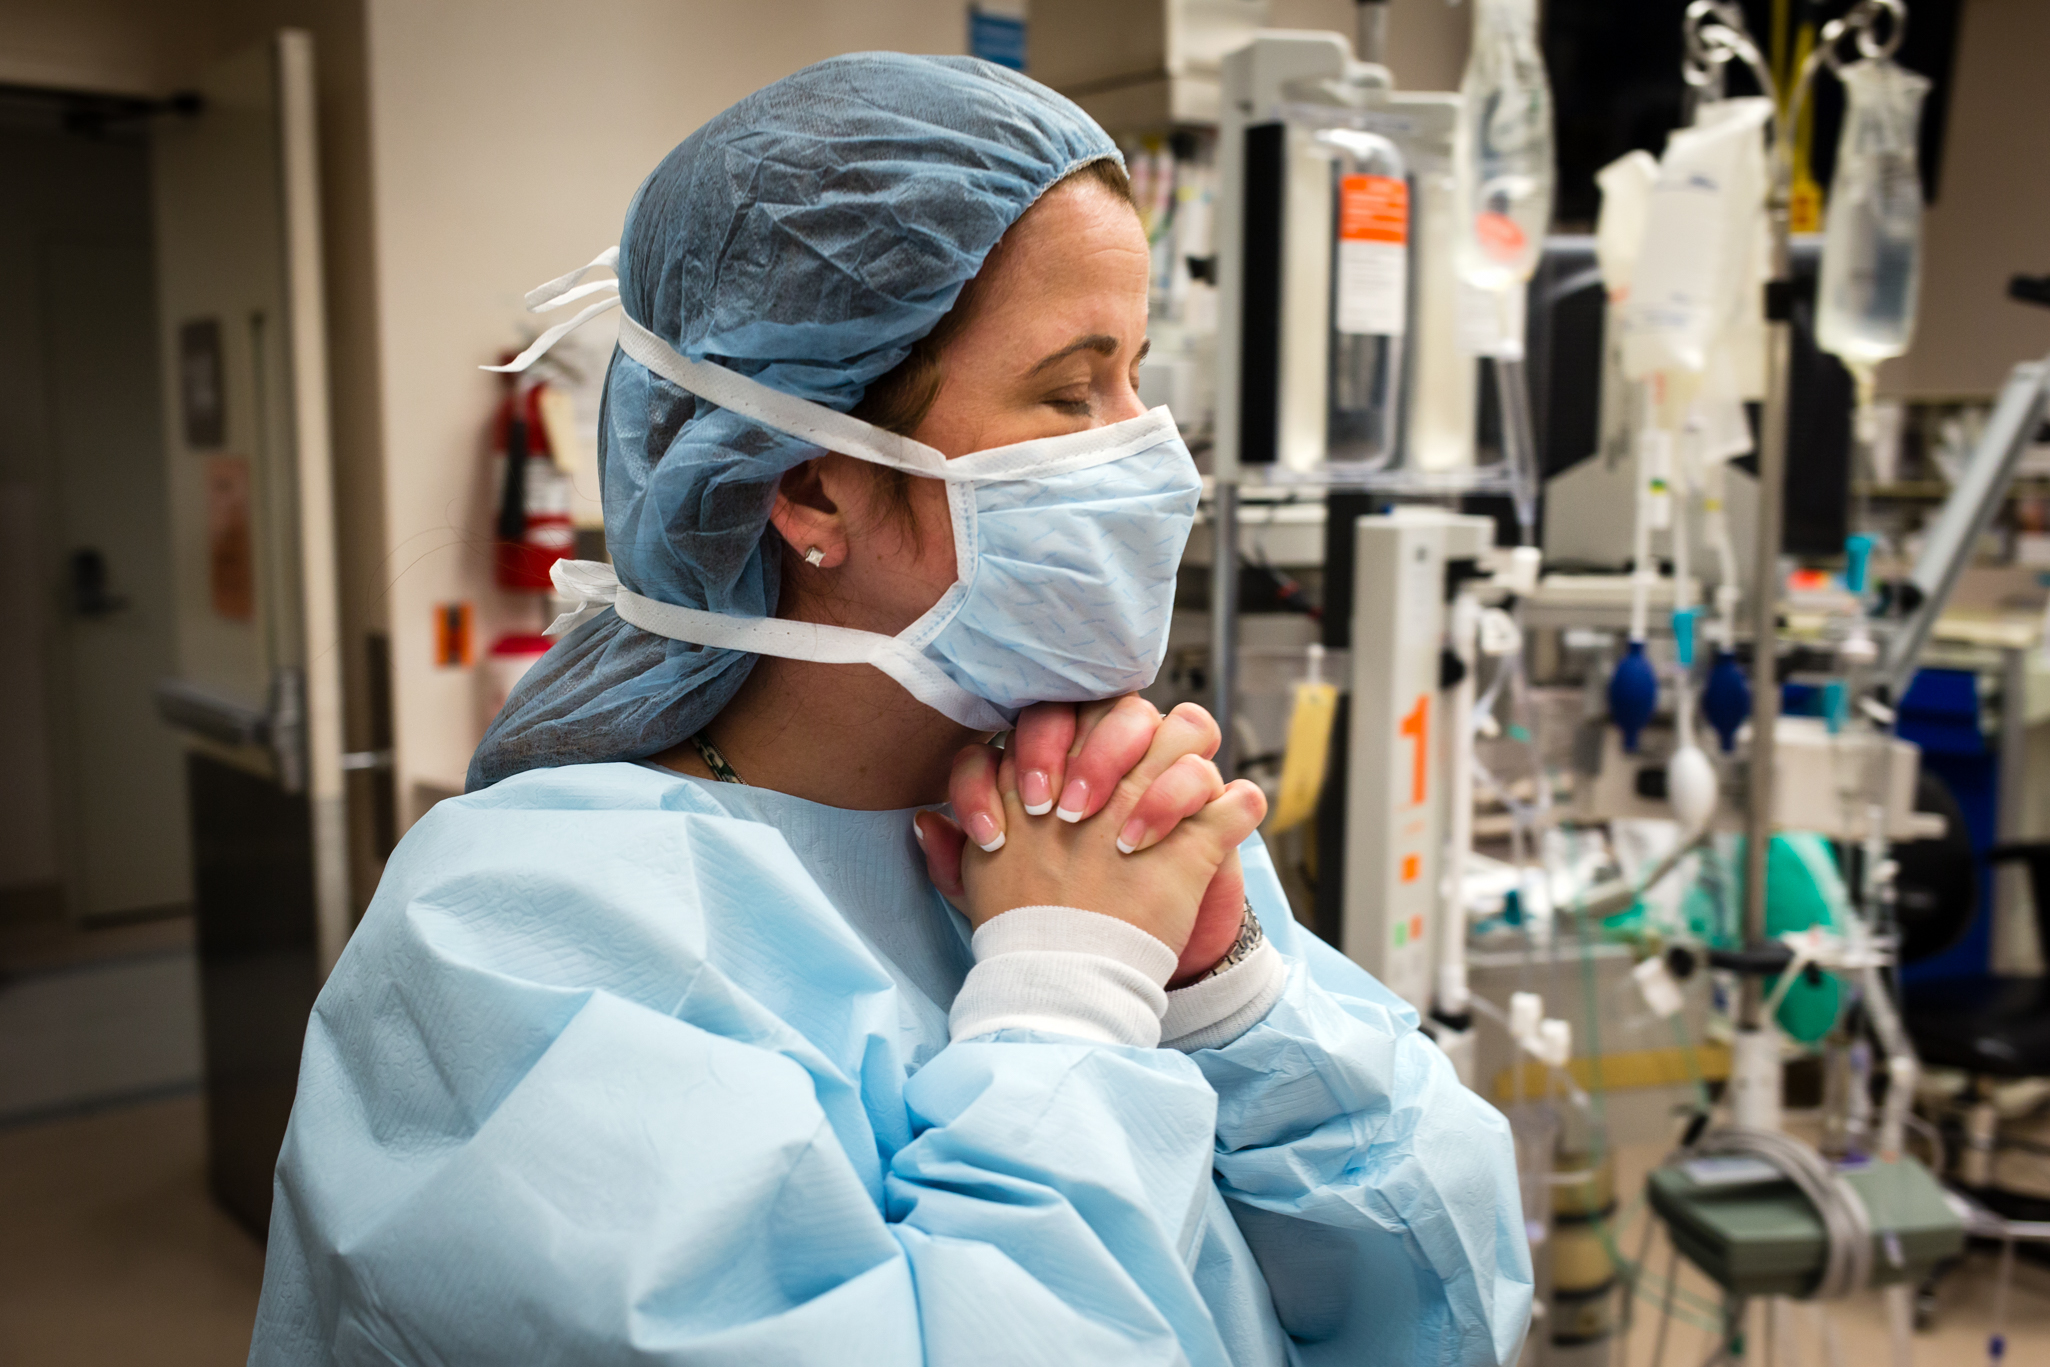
[
  {"x1": 914, "y1": 810, "x2": 968, "y2": 901},
  {"x1": 1173, "y1": 854, "x2": 1249, "y2": 985}
]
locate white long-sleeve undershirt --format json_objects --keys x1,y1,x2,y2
[{"x1": 949, "y1": 905, "x2": 1286, "y2": 1051}]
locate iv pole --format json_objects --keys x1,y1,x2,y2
[
  {"x1": 1682, "y1": 1, "x2": 1790, "y2": 1029},
  {"x1": 1689, "y1": 0, "x2": 1912, "y2": 1030}
]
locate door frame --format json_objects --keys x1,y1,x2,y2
[{"x1": 274, "y1": 30, "x2": 350, "y2": 976}]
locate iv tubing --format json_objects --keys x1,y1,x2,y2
[
  {"x1": 1629, "y1": 422, "x2": 1657, "y2": 642},
  {"x1": 1705, "y1": 461, "x2": 1742, "y2": 646},
  {"x1": 1494, "y1": 356, "x2": 1541, "y2": 545},
  {"x1": 1852, "y1": 365, "x2": 1881, "y2": 534},
  {"x1": 1673, "y1": 427, "x2": 1698, "y2": 745}
]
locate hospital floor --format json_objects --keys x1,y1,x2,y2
[
  {"x1": 0, "y1": 1094, "x2": 262, "y2": 1364},
  {"x1": 0, "y1": 907, "x2": 262, "y2": 1364}
]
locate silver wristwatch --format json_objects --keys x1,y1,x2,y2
[{"x1": 1196, "y1": 900, "x2": 1264, "y2": 982}]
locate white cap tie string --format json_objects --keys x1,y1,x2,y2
[{"x1": 483, "y1": 246, "x2": 623, "y2": 374}]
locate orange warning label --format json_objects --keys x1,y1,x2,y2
[
  {"x1": 434, "y1": 601, "x2": 475, "y2": 668},
  {"x1": 1339, "y1": 175, "x2": 1408, "y2": 245}
]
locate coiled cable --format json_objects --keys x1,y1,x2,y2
[{"x1": 1684, "y1": 1126, "x2": 1875, "y2": 1299}]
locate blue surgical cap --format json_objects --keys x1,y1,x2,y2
[{"x1": 467, "y1": 54, "x2": 1121, "y2": 790}]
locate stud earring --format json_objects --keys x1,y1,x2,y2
[{"x1": 805, "y1": 546, "x2": 826, "y2": 567}]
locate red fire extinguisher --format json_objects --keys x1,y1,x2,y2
[{"x1": 494, "y1": 376, "x2": 575, "y2": 591}]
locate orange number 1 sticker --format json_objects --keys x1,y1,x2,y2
[{"x1": 1399, "y1": 694, "x2": 1429, "y2": 807}]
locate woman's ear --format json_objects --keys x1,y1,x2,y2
[{"x1": 768, "y1": 458, "x2": 848, "y2": 570}]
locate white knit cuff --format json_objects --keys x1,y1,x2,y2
[
  {"x1": 1160, "y1": 940, "x2": 1287, "y2": 1052},
  {"x1": 948, "y1": 906, "x2": 1177, "y2": 1048}
]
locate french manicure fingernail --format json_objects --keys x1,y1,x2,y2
[
  {"x1": 1020, "y1": 769, "x2": 1052, "y2": 816},
  {"x1": 1055, "y1": 777, "x2": 1089, "y2": 823},
  {"x1": 967, "y1": 811, "x2": 1006, "y2": 853},
  {"x1": 1116, "y1": 818, "x2": 1147, "y2": 855},
  {"x1": 911, "y1": 815, "x2": 926, "y2": 844}
]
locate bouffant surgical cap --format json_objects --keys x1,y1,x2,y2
[{"x1": 468, "y1": 53, "x2": 1120, "y2": 789}]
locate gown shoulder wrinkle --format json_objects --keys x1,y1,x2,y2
[{"x1": 361, "y1": 768, "x2": 920, "y2": 1173}]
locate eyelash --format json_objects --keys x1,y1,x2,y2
[{"x1": 1044, "y1": 354, "x2": 1145, "y2": 414}]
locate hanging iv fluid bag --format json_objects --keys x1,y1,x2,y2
[
  {"x1": 1454, "y1": 0, "x2": 1554, "y2": 291},
  {"x1": 1621, "y1": 99, "x2": 1772, "y2": 381},
  {"x1": 1815, "y1": 57, "x2": 1930, "y2": 370},
  {"x1": 1322, "y1": 129, "x2": 1409, "y2": 467}
]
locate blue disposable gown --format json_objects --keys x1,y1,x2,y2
[{"x1": 251, "y1": 762, "x2": 1531, "y2": 1364}]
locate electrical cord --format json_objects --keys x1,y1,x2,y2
[
  {"x1": 1650, "y1": 1243, "x2": 1680, "y2": 1367},
  {"x1": 1623, "y1": 1190, "x2": 1658, "y2": 1346},
  {"x1": 1684, "y1": 1127, "x2": 1875, "y2": 1300}
]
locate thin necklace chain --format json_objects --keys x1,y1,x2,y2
[{"x1": 690, "y1": 733, "x2": 745, "y2": 784}]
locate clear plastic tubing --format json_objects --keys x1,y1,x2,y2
[
  {"x1": 1492, "y1": 358, "x2": 1539, "y2": 540},
  {"x1": 1322, "y1": 130, "x2": 1409, "y2": 468}
]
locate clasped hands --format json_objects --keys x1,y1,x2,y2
[{"x1": 914, "y1": 696, "x2": 1267, "y2": 987}]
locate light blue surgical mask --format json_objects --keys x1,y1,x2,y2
[{"x1": 545, "y1": 313, "x2": 1200, "y2": 731}]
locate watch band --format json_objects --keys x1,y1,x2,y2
[{"x1": 1196, "y1": 900, "x2": 1264, "y2": 982}]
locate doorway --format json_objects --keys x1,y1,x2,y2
[
  {"x1": 0, "y1": 86, "x2": 203, "y2": 1131},
  {"x1": 0, "y1": 91, "x2": 192, "y2": 933}
]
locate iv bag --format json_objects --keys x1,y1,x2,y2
[
  {"x1": 1591, "y1": 152, "x2": 1658, "y2": 474},
  {"x1": 1321, "y1": 129, "x2": 1409, "y2": 467},
  {"x1": 1815, "y1": 57, "x2": 1930, "y2": 371},
  {"x1": 1621, "y1": 99, "x2": 1772, "y2": 380},
  {"x1": 1594, "y1": 151, "x2": 1658, "y2": 301},
  {"x1": 1454, "y1": 0, "x2": 1554, "y2": 291}
]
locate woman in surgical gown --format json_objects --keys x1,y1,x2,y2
[{"x1": 250, "y1": 53, "x2": 1532, "y2": 1366}]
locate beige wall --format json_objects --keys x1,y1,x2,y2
[
  {"x1": 361, "y1": 0, "x2": 971, "y2": 818},
  {"x1": 0, "y1": 0, "x2": 228, "y2": 93},
  {"x1": 1884, "y1": 0, "x2": 2050, "y2": 400},
  {"x1": 1268, "y1": 0, "x2": 1468, "y2": 91}
]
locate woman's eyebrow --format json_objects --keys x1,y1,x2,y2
[{"x1": 1025, "y1": 334, "x2": 1122, "y2": 376}]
